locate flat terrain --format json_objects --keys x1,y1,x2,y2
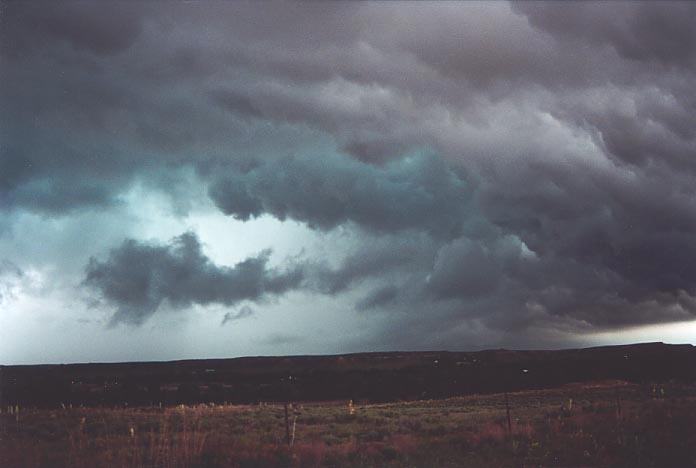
[
  {"x1": 2, "y1": 381, "x2": 696, "y2": 467},
  {"x1": 3, "y1": 343, "x2": 696, "y2": 408}
]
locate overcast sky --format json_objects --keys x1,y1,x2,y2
[{"x1": 2, "y1": 1, "x2": 696, "y2": 364}]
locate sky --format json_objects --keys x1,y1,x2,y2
[{"x1": 1, "y1": 1, "x2": 696, "y2": 364}]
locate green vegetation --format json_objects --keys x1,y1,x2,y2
[{"x1": 2, "y1": 381, "x2": 695, "y2": 467}]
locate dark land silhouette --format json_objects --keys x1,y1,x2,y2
[{"x1": 2, "y1": 342, "x2": 694, "y2": 408}]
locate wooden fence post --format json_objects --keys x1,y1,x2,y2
[
  {"x1": 290, "y1": 414, "x2": 297, "y2": 447},
  {"x1": 615, "y1": 389, "x2": 622, "y2": 418},
  {"x1": 504, "y1": 392, "x2": 512, "y2": 436},
  {"x1": 284, "y1": 402, "x2": 291, "y2": 447}
]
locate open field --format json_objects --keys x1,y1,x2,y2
[{"x1": 2, "y1": 381, "x2": 696, "y2": 467}]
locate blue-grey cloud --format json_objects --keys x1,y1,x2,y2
[
  {"x1": 3, "y1": 1, "x2": 696, "y2": 355},
  {"x1": 84, "y1": 232, "x2": 303, "y2": 326},
  {"x1": 209, "y1": 153, "x2": 471, "y2": 238},
  {"x1": 221, "y1": 305, "x2": 255, "y2": 326}
]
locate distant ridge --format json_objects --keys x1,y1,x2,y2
[
  {"x1": 2, "y1": 340, "x2": 688, "y2": 367},
  {"x1": 2, "y1": 342, "x2": 695, "y2": 408}
]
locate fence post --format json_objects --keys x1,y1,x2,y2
[
  {"x1": 504, "y1": 392, "x2": 512, "y2": 436},
  {"x1": 284, "y1": 402, "x2": 291, "y2": 447},
  {"x1": 615, "y1": 389, "x2": 622, "y2": 418},
  {"x1": 290, "y1": 414, "x2": 297, "y2": 447}
]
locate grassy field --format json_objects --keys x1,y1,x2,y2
[{"x1": 2, "y1": 381, "x2": 696, "y2": 467}]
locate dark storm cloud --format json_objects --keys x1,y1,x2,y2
[
  {"x1": 515, "y1": 2, "x2": 696, "y2": 67},
  {"x1": 0, "y1": 1, "x2": 144, "y2": 58},
  {"x1": 221, "y1": 305, "x2": 254, "y2": 326},
  {"x1": 4, "y1": 1, "x2": 696, "y2": 347},
  {"x1": 84, "y1": 232, "x2": 303, "y2": 326},
  {"x1": 296, "y1": 233, "x2": 441, "y2": 306},
  {"x1": 427, "y1": 239, "x2": 503, "y2": 300},
  {"x1": 311, "y1": 240, "x2": 427, "y2": 295},
  {"x1": 473, "y1": 152, "x2": 696, "y2": 324},
  {"x1": 209, "y1": 152, "x2": 470, "y2": 238},
  {"x1": 83, "y1": 229, "x2": 434, "y2": 327}
]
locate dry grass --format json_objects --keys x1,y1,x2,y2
[{"x1": 2, "y1": 381, "x2": 696, "y2": 467}]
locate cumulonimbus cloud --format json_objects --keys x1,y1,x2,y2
[{"x1": 4, "y1": 1, "x2": 696, "y2": 348}]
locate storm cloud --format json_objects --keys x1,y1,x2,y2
[
  {"x1": 2, "y1": 1, "x2": 696, "y2": 362},
  {"x1": 209, "y1": 153, "x2": 470, "y2": 238},
  {"x1": 221, "y1": 305, "x2": 255, "y2": 326},
  {"x1": 84, "y1": 232, "x2": 303, "y2": 326}
]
